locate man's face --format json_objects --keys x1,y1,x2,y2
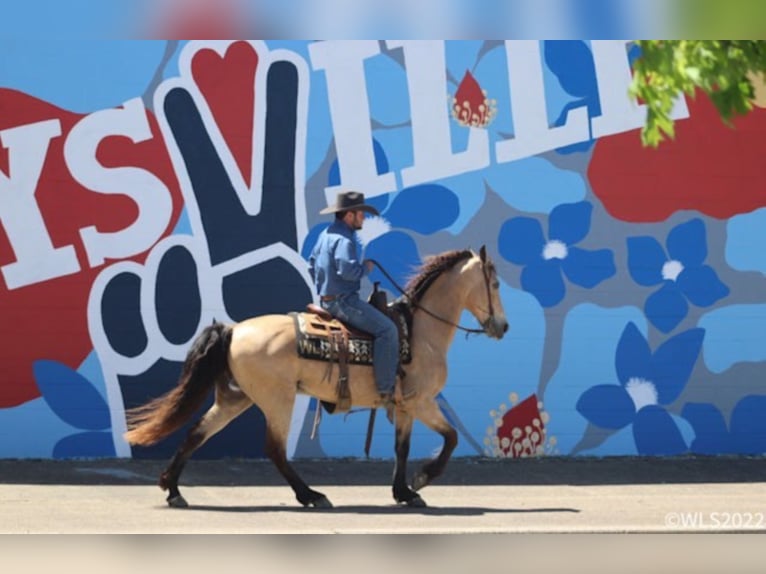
[{"x1": 346, "y1": 210, "x2": 365, "y2": 230}]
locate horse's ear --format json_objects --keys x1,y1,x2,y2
[{"x1": 479, "y1": 245, "x2": 487, "y2": 263}]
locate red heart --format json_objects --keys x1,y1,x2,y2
[
  {"x1": 0, "y1": 89, "x2": 184, "y2": 407},
  {"x1": 191, "y1": 41, "x2": 259, "y2": 188},
  {"x1": 589, "y1": 91, "x2": 766, "y2": 222}
]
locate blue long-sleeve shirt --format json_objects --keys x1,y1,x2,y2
[{"x1": 308, "y1": 219, "x2": 370, "y2": 298}]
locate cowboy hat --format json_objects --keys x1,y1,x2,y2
[{"x1": 319, "y1": 191, "x2": 379, "y2": 216}]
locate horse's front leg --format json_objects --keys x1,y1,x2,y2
[
  {"x1": 411, "y1": 398, "x2": 458, "y2": 492},
  {"x1": 392, "y1": 409, "x2": 426, "y2": 507}
]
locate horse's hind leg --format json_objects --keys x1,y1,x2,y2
[
  {"x1": 261, "y1": 398, "x2": 332, "y2": 509},
  {"x1": 159, "y1": 382, "x2": 251, "y2": 508}
]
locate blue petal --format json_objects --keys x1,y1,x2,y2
[
  {"x1": 553, "y1": 114, "x2": 596, "y2": 155},
  {"x1": 615, "y1": 322, "x2": 652, "y2": 386},
  {"x1": 498, "y1": 217, "x2": 546, "y2": 265},
  {"x1": 521, "y1": 260, "x2": 566, "y2": 307},
  {"x1": 633, "y1": 406, "x2": 688, "y2": 455},
  {"x1": 544, "y1": 41, "x2": 601, "y2": 155},
  {"x1": 561, "y1": 246, "x2": 616, "y2": 288},
  {"x1": 371, "y1": 138, "x2": 391, "y2": 177},
  {"x1": 645, "y1": 283, "x2": 689, "y2": 333},
  {"x1": 544, "y1": 41, "x2": 601, "y2": 106},
  {"x1": 367, "y1": 193, "x2": 390, "y2": 216},
  {"x1": 667, "y1": 218, "x2": 707, "y2": 266},
  {"x1": 651, "y1": 328, "x2": 705, "y2": 404},
  {"x1": 677, "y1": 265, "x2": 730, "y2": 307},
  {"x1": 725, "y1": 207, "x2": 766, "y2": 274},
  {"x1": 328, "y1": 160, "x2": 340, "y2": 187},
  {"x1": 365, "y1": 232, "x2": 421, "y2": 294},
  {"x1": 548, "y1": 201, "x2": 592, "y2": 246},
  {"x1": 53, "y1": 432, "x2": 116, "y2": 459},
  {"x1": 626, "y1": 236, "x2": 666, "y2": 286},
  {"x1": 681, "y1": 403, "x2": 732, "y2": 455},
  {"x1": 384, "y1": 185, "x2": 459, "y2": 235},
  {"x1": 576, "y1": 384, "x2": 635, "y2": 429},
  {"x1": 730, "y1": 395, "x2": 766, "y2": 454},
  {"x1": 33, "y1": 360, "x2": 111, "y2": 430}
]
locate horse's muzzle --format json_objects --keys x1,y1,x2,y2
[{"x1": 483, "y1": 317, "x2": 509, "y2": 339}]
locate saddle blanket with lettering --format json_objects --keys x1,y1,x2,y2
[{"x1": 290, "y1": 308, "x2": 412, "y2": 366}]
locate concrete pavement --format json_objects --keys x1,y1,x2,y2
[{"x1": 1, "y1": 456, "x2": 764, "y2": 534}]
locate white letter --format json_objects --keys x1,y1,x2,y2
[
  {"x1": 0, "y1": 119, "x2": 80, "y2": 289},
  {"x1": 496, "y1": 41, "x2": 590, "y2": 163},
  {"x1": 388, "y1": 40, "x2": 490, "y2": 187},
  {"x1": 590, "y1": 40, "x2": 689, "y2": 139},
  {"x1": 65, "y1": 98, "x2": 173, "y2": 267},
  {"x1": 309, "y1": 41, "x2": 396, "y2": 203}
]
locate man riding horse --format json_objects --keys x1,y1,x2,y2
[{"x1": 307, "y1": 191, "x2": 409, "y2": 409}]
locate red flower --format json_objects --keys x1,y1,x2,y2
[
  {"x1": 451, "y1": 70, "x2": 496, "y2": 128},
  {"x1": 496, "y1": 394, "x2": 547, "y2": 458}
]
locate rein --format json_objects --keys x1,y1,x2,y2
[{"x1": 367, "y1": 258, "x2": 489, "y2": 336}]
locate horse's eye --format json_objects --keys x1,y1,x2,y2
[{"x1": 492, "y1": 281, "x2": 499, "y2": 289}]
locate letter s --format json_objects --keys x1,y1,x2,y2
[{"x1": 65, "y1": 97, "x2": 173, "y2": 267}]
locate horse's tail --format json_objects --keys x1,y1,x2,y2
[{"x1": 124, "y1": 322, "x2": 233, "y2": 447}]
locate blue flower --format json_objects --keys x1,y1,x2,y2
[
  {"x1": 32, "y1": 359, "x2": 115, "y2": 458},
  {"x1": 498, "y1": 201, "x2": 616, "y2": 307},
  {"x1": 682, "y1": 396, "x2": 766, "y2": 455},
  {"x1": 576, "y1": 322, "x2": 705, "y2": 455},
  {"x1": 627, "y1": 218, "x2": 729, "y2": 333}
]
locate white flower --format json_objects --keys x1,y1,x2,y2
[
  {"x1": 625, "y1": 377, "x2": 659, "y2": 412},
  {"x1": 543, "y1": 240, "x2": 568, "y2": 260},
  {"x1": 662, "y1": 260, "x2": 684, "y2": 282},
  {"x1": 357, "y1": 215, "x2": 391, "y2": 247}
]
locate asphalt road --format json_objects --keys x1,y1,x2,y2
[{"x1": 1, "y1": 455, "x2": 765, "y2": 535}]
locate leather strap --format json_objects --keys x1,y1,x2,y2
[{"x1": 331, "y1": 329, "x2": 352, "y2": 412}]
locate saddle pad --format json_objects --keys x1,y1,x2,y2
[{"x1": 291, "y1": 310, "x2": 411, "y2": 365}]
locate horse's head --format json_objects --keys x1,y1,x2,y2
[{"x1": 463, "y1": 246, "x2": 509, "y2": 340}]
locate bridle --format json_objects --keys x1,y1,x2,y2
[{"x1": 367, "y1": 253, "x2": 497, "y2": 336}]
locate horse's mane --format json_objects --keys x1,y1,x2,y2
[{"x1": 404, "y1": 249, "x2": 473, "y2": 304}]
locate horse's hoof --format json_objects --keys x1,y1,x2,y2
[
  {"x1": 405, "y1": 494, "x2": 427, "y2": 508},
  {"x1": 412, "y1": 472, "x2": 429, "y2": 491},
  {"x1": 307, "y1": 495, "x2": 333, "y2": 509},
  {"x1": 167, "y1": 494, "x2": 189, "y2": 508}
]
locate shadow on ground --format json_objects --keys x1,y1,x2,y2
[
  {"x1": 0, "y1": 456, "x2": 764, "y2": 487},
  {"x1": 183, "y1": 504, "x2": 580, "y2": 516}
]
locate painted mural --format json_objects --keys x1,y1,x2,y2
[{"x1": 1, "y1": 40, "x2": 766, "y2": 461}]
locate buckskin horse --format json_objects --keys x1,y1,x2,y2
[{"x1": 124, "y1": 246, "x2": 508, "y2": 508}]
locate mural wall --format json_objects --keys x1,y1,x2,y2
[{"x1": 2, "y1": 40, "x2": 766, "y2": 460}]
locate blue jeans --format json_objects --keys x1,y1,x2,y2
[{"x1": 321, "y1": 293, "x2": 399, "y2": 395}]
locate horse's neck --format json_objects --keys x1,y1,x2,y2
[{"x1": 410, "y1": 274, "x2": 467, "y2": 353}]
